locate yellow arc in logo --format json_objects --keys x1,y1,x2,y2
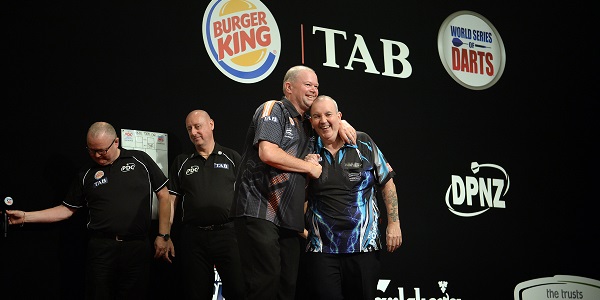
[
  {"x1": 231, "y1": 49, "x2": 267, "y2": 66},
  {"x1": 219, "y1": 0, "x2": 256, "y2": 15}
]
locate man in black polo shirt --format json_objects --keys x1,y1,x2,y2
[
  {"x1": 5, "y1": 121, "x2": 173, "y2": 299},
  {"x1": 168, "y1": 110, "x2": 244, "y2": 300}
]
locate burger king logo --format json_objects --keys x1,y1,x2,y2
[{"x1": 203, "y1": 0, "x2": 281, "y2": 84}]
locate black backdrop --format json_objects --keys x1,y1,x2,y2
[{"x1": 2, "y1": 1, "x2": 598, "y2": 299}]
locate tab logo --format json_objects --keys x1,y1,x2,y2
[{"x1": 214, "y1": 163, "x2": 230, "y2": 169}]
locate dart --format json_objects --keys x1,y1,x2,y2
[{"x1": 452, "y1": 37, "x2": 491, "y2": 48}]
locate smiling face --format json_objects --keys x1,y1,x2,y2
[
  {"x1": 310, "y1": 95, "x2": 342, "y2": 143},
  {"x1": 186, "y1": 110, "x2": 214, "y2": 151},
  {"x1": 284, "y1": 66, "x2": 319, "y2": 115}
]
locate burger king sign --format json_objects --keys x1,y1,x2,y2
[{"x1": 203, "y1": 0, "x2": 281, "y2": 84}]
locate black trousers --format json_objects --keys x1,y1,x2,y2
[
  {"x1": 305, "y1": 251, "x2": 381, "y2": 300},
  {"x1": 179, "y1": 223, "x2": 244, "y2": 300},
  {"x1": 85, "y1": 236, "x2": 151, "y2": 300},
  {"x1": 234, "y1": 217, "x2": 301, "y2": 300}
]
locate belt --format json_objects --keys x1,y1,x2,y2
[
  {"x1": 90, "y1": 232, "x2": 147, "y2": 241},
  {"x1": 194, "y1": 222, "x2": 233, "y2": 231}
]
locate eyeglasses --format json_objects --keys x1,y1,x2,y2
[{"x1": 87, "y1": 138, "x2": 116, "y2": 155}]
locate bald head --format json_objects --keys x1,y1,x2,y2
[
  {"x1": 186, "y1": 110, "x2": 215, "y2": 152},
  {"x1": 309, "y1": 95, "x2": 342, "y2": 143},
  {"x1": 186, "y1": 110, "x2": 211, "y2": 123},
  {"x1": 86, "y1": 122, "x2": 120, "y2": 165},
  {"x1": 87, "y1": 121, "x2": 117, "y2": 140}
]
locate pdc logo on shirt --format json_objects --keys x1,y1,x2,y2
[
  {"x1": 121, "y1": 163, "x2": 135, "y2": 172},
  {"x1": 202, "y1": 0, "x2": 281, "y2": 84},
  {"x1": 186, "y1": 165, "x2": 200, "y2": 176}
]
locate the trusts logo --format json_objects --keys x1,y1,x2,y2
[
  {"x1": 514, "y1": 275, "x2": 600, "y2": 300},
  {"x1": 437, "y1": 11, "x2": 506, "y2": 90},
  {"x1": 445, "y1": 162, "x2": 509, "y2": 217},
  {"x1": 202, "y1": 0, "x2": 281, "y2": 84}
]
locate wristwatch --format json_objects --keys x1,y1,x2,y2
[{"x1": 157, "y1": 233, "x2": 170, "y2": 241}]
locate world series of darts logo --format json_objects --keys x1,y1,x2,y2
[{"x1": 437, "y1": 10, "x2": 507, "y2": 90}]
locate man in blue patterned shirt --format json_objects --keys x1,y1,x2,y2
[{"x1": 304, "y1": 95, "x2": 402, "y2": 300}]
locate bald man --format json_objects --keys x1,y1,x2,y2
[{"x1": 168, "y1": 110, "x2": 244, "y2": 300}]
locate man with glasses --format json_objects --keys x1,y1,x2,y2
[{"x1": 4, "y1": 121, "x2": 173, "y2": 300}]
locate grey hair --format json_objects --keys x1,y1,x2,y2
[
  {"x1": 282, "y1": 65, "x2": 315, "y2": 94},
  {"x1": 313, "y1": 95, "x2": 339, "y2": 112},
  {"x1": 88, "y1": 121, "x2": 117, "y2": 139}
]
